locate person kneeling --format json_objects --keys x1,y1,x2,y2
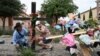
[
  {"x1": 12, "y1": 22, "x2": 28, "y2": 49},
  {"x1": 79, "y1": 34, "x2": 100, "y2": 48},
  {"x1": 36, "y1": 21, "x2": 53, "y2": 50},
  {"x1": 61, "y1": 27, "x2": 78, "y2": 56}
]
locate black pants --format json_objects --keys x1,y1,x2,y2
[
  {"x1": 17, "y1": 41, "x2": 28, "y2": 47},
  {"x1": 93, "y1": 42, "x2": 100, "y2": 47},
  {"x1": 66, "y1": 45, "x2": 77, "y2": 56},
  {"x1": 87, "y1": 42, "x2": 100, "y2": 48},
  {"x1": 68, "y1": 27, "x2": 79, "y2": 33},
  {"x1": 43, "y1": 37, "x2": 52, "y2": 44},
  {"x1": 97, "y1": 51, "x2": 100, "y2": 56},
  {"x1": 66, "y1": 45, "x2": 77, "y2": 51}
]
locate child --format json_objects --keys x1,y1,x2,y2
[
  {"x1": 87, "y1": 27, "x2": 94, "y2": 38},
  {"x1": 61, "y1": 27, "x2": 78, "y2": 56}
]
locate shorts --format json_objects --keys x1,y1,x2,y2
[{"x1": 43, "y1": 37, "x2": 52, "y2": 44}]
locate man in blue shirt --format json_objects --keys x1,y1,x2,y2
[{"x1": 12, "y1": 22, "x2": 28, "y2": 47}]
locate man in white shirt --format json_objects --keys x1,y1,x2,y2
[{"x1": 79, "y1": 34, "x2": 100, "y2": 48}]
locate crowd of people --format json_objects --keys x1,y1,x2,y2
[
  {"x1": 11, "y1": 13, "x2": 100, "y2": 56},
  {"x1": 54, "y1": 13, "x2": 84, "y2": 32}
]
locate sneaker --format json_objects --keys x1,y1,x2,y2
[
  {"x1": 50, "y1": 46, "x2": 53, "y2": 51},
  {"x1": 42, "y1": 47, "x2": 47, "y2": 49},
  {"x1": 48, "y1": 45, "x2": 53, "y2": 51}
]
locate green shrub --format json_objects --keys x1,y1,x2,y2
[
  {"x1": 54, "y1": 38, "x2": 60, "y2": 43},
  {"x1": 85, "y1": 19, "x2": 98, "y2": 28},
  {"x1": 0, "y1": 29, "x2": 13, "y2": 35},
  {"x1": 48, "y1": 26, "x2": 63, "y2": 35},
  {"x1": 0, "y1": 27, "x2": 13, "y2": 35},
  {"x1": 4, "y1": 30, "x2": 13, "y2": 35},
  {"x1": 19, "y1": 47, "x2": 36, "y2": 56}
]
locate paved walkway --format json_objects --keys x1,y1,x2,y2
[
  {"x1": 36, "y1": 43, "x2": 70, "y2": 56},
  {"x1": 0, "y1": 37, "x2": 18, "y2": 56},
  {"x1": 0, "y1": 36, "x2": 100, "y2": 56},
  {"x1": 0, "y1": 37, "x2": 70, "y2": 56}
]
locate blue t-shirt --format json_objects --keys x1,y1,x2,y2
[
  {"x1": 54, "y1": 25, "x2": 61, "y2": 30},
  {"x1": 68, "y1": 20, "x2": 76, "y2": 25},
  {"x1": 12, "y1": 28, "x2": 28, "y2": 45}
]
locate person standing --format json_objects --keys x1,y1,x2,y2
[{"x1": 65, "y1": 13, "x2": 77, "y2": 33}]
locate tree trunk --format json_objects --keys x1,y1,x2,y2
[
  {"x1": 1, "y1": 17, "x2": 6, "y2": 35},
  {"x1": 8, "y1": 17, "x2": 13, "y2": 29},
  {"x1": 55, "y1": 16, "x2": 58, "y2": 24}
]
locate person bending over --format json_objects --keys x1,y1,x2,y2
[{"x1": 12, "y1": 22, "x2": 28, "y2": 48}]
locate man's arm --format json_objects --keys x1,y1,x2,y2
[{"x1": 36, "y1": 26, "x2": 46, "y2": 32}]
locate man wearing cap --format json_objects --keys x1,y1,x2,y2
[{"x1": 35, "y1": 21, "x2": 53, "y2": 50}]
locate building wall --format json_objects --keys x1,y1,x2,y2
[
  {"x1": 84, "y1": 12, "x2": 89, "y2": 21},
  {"x1": 0, "y1": 18, "x2": 9, "y2": 27},
  {"x1": 80, "y1": 8, "x2": 97, "y2": 21},
  {"x1": 13, "y1": 20, "x2": 31, "y2": 29},
  {"x1": 5, "y1": 18, "x2": 9, "y2": 26},
  {"x1": 0, "y1": 18, "x2": 30, "y2": 30},
  {"x1": 92, "y1": 8, "x2": 97, "y2": 20},
  {"x1": 0, "y1": 18, "x2": 2, "y2": 27},
  {"x1": 80, "y1": 14, "x2": 83, "y2": 20}
]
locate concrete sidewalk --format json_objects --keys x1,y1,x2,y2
[
  {"x1": 0, "y1": 37, "x2": 18, "y2": 56},
  {"x1": 0, "y1": 36, "x2": 99, "y2": 56}
]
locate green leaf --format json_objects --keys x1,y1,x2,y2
[
  {"x1": 0, "y1": 0, "x2": 24, "y2": 16},
  {"x1": 41, "y1": 0, "x2": 78, "y2": 17}
]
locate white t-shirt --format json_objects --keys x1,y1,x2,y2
[
  {"x1": 79, "y1": 34, "x2": 91, "y2": 45},
  {"x1": 94, "y1": 31, "x2": 100, "y2": 40},
  {"x1": 58, "y1": 17, "x2": 66, "y2": 25},
  {"x1": 64, "y1": 17, "x2": 70, "y2": 23}
]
